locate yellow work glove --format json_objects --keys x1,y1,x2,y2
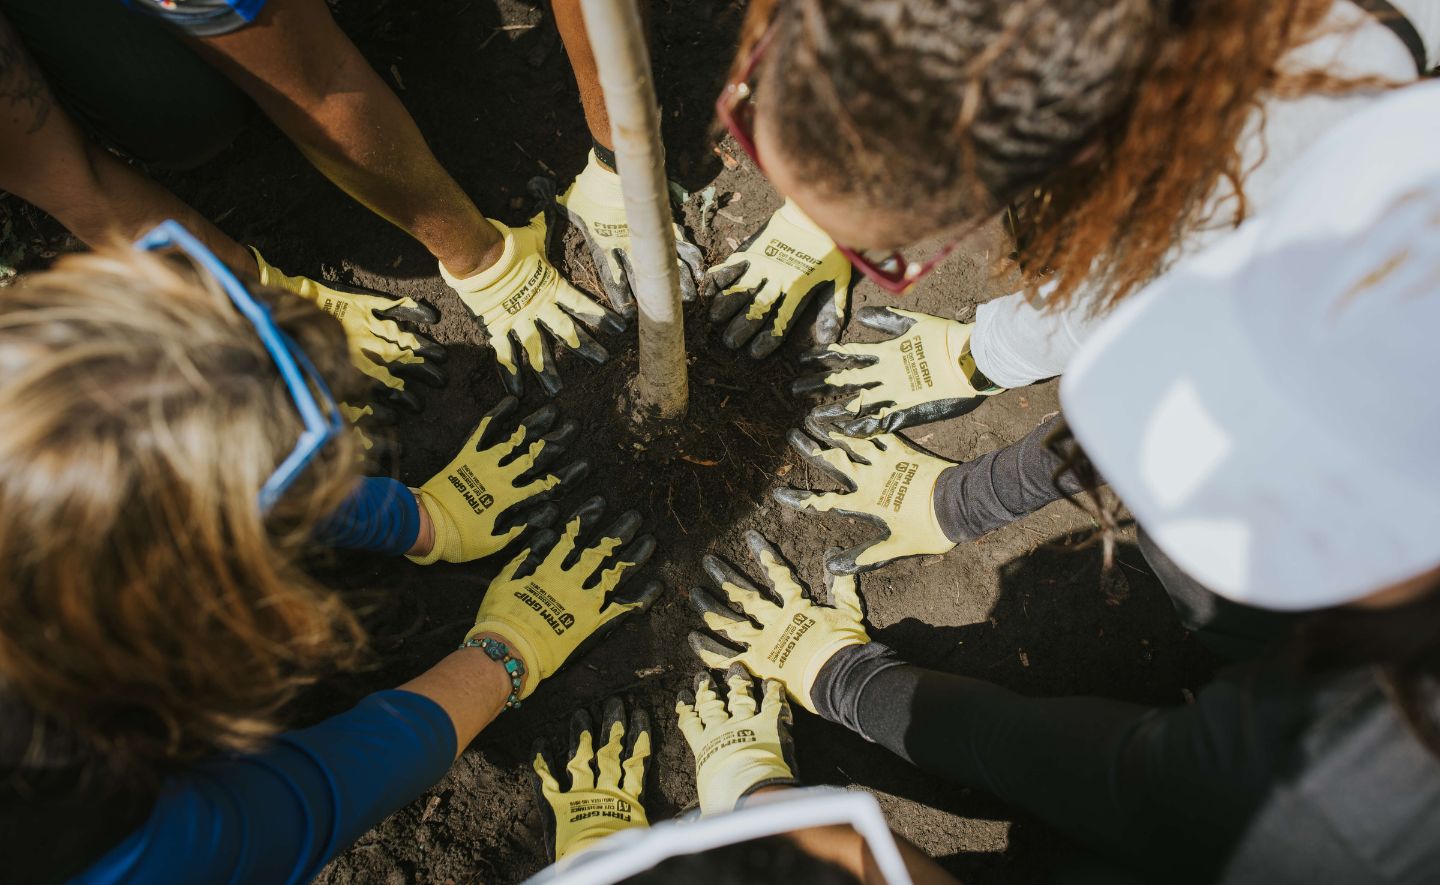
[
  {"x1": 676, "y1": 665, "x2": 799, "y2": 815},
  {"x1": 796, "y1": 307, "x2": 1004, "y2": 437},
  {"x1": 338, "y1": 403, "x2": 382, "y2": 456},
  {"x1": 532, "y1": 697, "x2": 651, "y2": 861},
  {"x1": 687, "y1": 531, "x2": 869, "y2": 711},
  {"x1": 706, "y1": 200, "x2": 853, "y2": 359},
  {"x1": 441, "y1": 213, "x2": 625, "y2": 397},
  {"x1": 253, "y1": 248, "x2": 445, "y2": 408},
  {"x1": 407, "y1": 396, "x2": 583, "y2": 565},
  {"x1": 774, "y1": 429, "x2": 957, "y2": 574},
  {"x1": 556, "y1": 151, "x2": 705, "y2": 316},
  {"x1": 468, "y1": 498, "x2": 661, "y2": 697}
]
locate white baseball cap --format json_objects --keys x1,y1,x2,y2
[{"x1": 1061, "y1": 82, "x2": 1440, "y2": 611}]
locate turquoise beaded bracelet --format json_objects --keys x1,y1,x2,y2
[{"x1": 461, "y1": 636, "x2": 526, "y2": 710}]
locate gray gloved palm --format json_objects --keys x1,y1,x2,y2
[
  {"x1": 795, "y1": 307, "x2": 1003, "y2": 437},
  {"x1": 773, "y1": 427, "x2": 957, "y2": 574}
]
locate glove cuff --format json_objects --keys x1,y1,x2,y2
[
  {"x1": 468, "y1": 617, "x2": 544, "y2": 698},
  {"x1": 809, "y1": 641, "x2": 906, "y2": 743},
  {"x1": 942, "y1": 320, "x2": 982, "y2": 396},
  {"x1": 799, "y1": 637, "x2": 867, "y2": 713},
  {"x1": 570, "y1": 150, "x2": 625, "y2": 204},
  {"x1": 700, "y1": 758, "x2": 798, "y2": 816},
  {"x1": 775, "y1": 198, "x2": 827, "y2": 236},
  {"x1": 440, "y1": 222, "x2": 519, "y2": 295}
]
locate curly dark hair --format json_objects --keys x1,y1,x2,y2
[{"x1": 747, "y1": 0, "x2": 1349, "y2": 309}]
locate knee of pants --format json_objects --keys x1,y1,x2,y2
[
  {"x1": 94, "y1": 91, "x2": 254, "y2": 170},
  {"x1": 3, "y1": 0, "x2": 254, "y2": 169}
]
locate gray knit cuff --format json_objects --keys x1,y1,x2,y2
[{"x1": 810, "y1": 642, "x2": 907, "y2": 743}]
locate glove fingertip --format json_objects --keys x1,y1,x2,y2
[
  {"x1": 824, "y1": 548, "x2": 865, "y2": 576},
  {"x1": 629, "y1": 703, "x2": 652, "y2": 737},
  {"x1": 747, "y1": 327, "x2": 785, "y2": 360},
  {"x1": 771, "y1": 486, "x2": 814, "y2": 510},
  {"x1": 499, "y1": 365, "x2": 525, "y2": 398},
  {"x1": 725, "y1": 661, "x2": 754, "y2": 686},
  {"x1": 601, "y1": 695, "x2": 626, "y2": 736},
  {"x1": 688, "y1": 631, "x2": 738, "y2": 670},
  {"x1": 629, "y1": 580, "x2": 665, "y2": 612},
  {"x1": 568, "y1": 708, "x2": 595, "y2": 755}
]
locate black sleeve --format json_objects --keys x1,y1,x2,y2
[
  {"x1": 812, "y1": 644, "x2": 1299, "y2": 882},
  {"x1": 931, "y1": 415, "x2": 1083, "y2": 543}
]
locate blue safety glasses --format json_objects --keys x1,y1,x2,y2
[{"x1": 134, "y1": 220, "x2": 345, "y2": 513}]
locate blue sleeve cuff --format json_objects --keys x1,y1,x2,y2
[{"x1": 313, "y1": 477, "x2": 422, "y2": 556}]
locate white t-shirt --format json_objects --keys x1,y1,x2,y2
[{"x1": 969, "y1": 0, "x2": 1440, "y2": 389}]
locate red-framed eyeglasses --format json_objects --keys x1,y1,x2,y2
[{"x1": 714, "y1": 27, "x2": 964, "y2": 295}]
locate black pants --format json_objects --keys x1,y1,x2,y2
[
  {"x1": 0, "y1": 0, "x2": 250, "y2": 167},
  {"x1": 834, "y1": 417, "x2": 1319, "y2": 881},
  {"x1": 933, "y1": 416, "x2": 1305, "y2": 659}
]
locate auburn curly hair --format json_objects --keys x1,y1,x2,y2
[
  {"x1": 745, "y1": 0, "x2": 1361, "y2": 311},
  {"x1": 0, "y1": 246, "x2": 366, "y2": 788}
]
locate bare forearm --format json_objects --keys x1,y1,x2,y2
[
  {"x1": 397, "y1": 632, "x2": 525, "y2": 756},
  {"x1": 45, "y1": 144, "x2": 251, "y2": 271},
  {"x1": 192, "y1": 0, "x2": 502, "y2": 274},
  {"x1": 553, "y1": 0, "x2": 611, "y2": 149}
]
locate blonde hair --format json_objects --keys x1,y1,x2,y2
[{"x1": 0, "y1": 246, "x2": 365, "y2": 784}]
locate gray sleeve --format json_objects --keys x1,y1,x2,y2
[{"x1": 931, "y1": 414, "x2": 1083, "y2": 542}]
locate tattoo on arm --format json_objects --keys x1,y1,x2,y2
[{"x1": 0, "y1": 17, "x2": 53, "y2": 134}]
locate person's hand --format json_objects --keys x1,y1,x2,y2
[
  {"x1": 532, "y1": 696, "x2": 651, "y2": 861},
  {"x1": 553, "y1": 151, "x2": 706, "y2": 316},
  {"x1": 706, "y1": 200, "x2": 853, "y2": 359},
  {"x1": 407, "y1": 396, "x2": 586, "y2": 565},
  {"x1": 253, "y1": 249, "x2": 445, "y2": 411},
  {"x1": 795, "y1": 307, "x2": 1003, "y2": 437},
  {"x1": 687, "y1": 531, "x2": 869, "y2": 711},
  {"x1": 442, "y1": 213, "x2": 625, "y2": 398},
  {"x1": 774, "y1": 429, "x2": 956, "y2": 574},
  {"x1": 468, "y1": 498, "x2": 661, "y2": 697},
  {"x1": 676, "y1": 665, "x2": 799, "y2": 815}
]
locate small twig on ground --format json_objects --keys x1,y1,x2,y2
[
  {"x1": 702, "y1": 378, "x2": 747, "y2": 392},
  {"x1": 666, "y1": 483, "x2": 687, "y2": 536},
  {"x1": 479, "y1": 22, "x2": 539, "y2": 50},
  {"x1": 511, "y1": 140, "x2": 556, "y2": 176},
  {"x1": 716, "y1": 430, "x2": 734, "y2": 464}
]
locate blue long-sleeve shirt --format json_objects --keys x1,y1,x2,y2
[{"x1": 71, "y1": 690, "x2": 455, "y2": 884}]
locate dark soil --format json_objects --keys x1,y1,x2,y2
[{"x1": 52, "y1": 1, "x2": 1217, "y2": 881}]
